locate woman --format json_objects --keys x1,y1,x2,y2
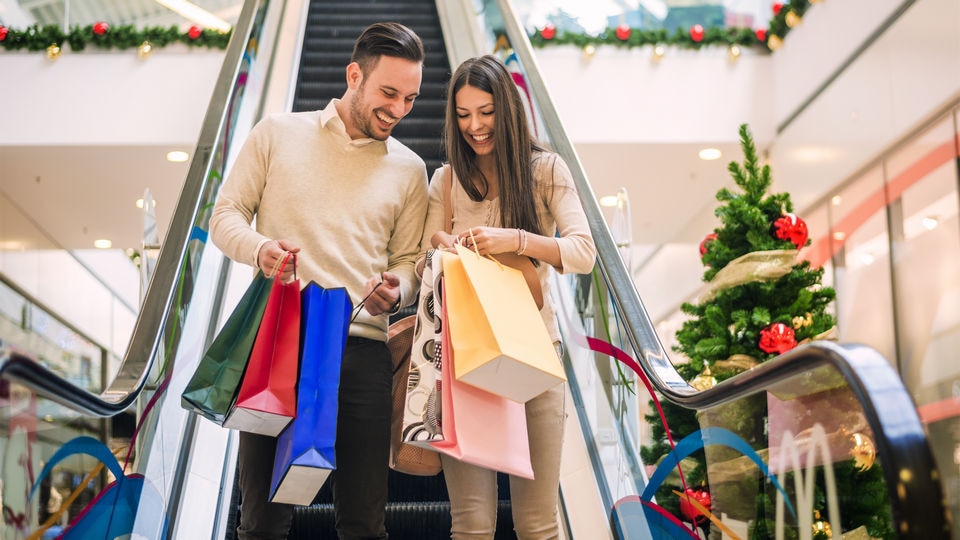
[{"x1": 418, "y1": 54, "x2": 596, "y2": 539}]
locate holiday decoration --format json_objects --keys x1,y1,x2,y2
[
  {"x1": 689, "y1": 363, "x2": 716, "y2": 391},
  {"x1": 689, "y1": 24, "x2": 705, "y2": 43},
  {"x1": 699, "y1": 232, "x2": 718, "y2": 258},
  {"x1": 188, "y1": 25, "x2": 203, "y2": 40},
  {"x1": 615, "y1": 23, "x2": 631, "y2": 41},
  {"x1": 539, "y1": 24, "x2": 556, "y2": 40},
  {"x1": 812, "y1": 510, "x2": 833, "y2": 538},
  {"x1": 849, "y1": 432, "x2": 876, "y2": 471},
  {"x1": 785, "y1": 11, "x2": 802, "y2": 28},
  {"x1": 137, "y1": 41, "x2": 153, "y2": 59},
  {"x1": 773, "y1": 2, "x2": 784, "y2": 15},
  {"x1": 0, "y1": 23, "x2": 231, "y2": 53},
  {"x1": 46, "y1": 43, "x2": 60, "y2": 59},
  {"x1": 773, "y1": 213, "x2": 809, "y2": 248},
  {"x1": 679, "y1": 488, "x2": 711, "y2": 524},
  {"x1": 755, "y1": 28, "x2": 767, "y2": 42},
  {"x1": 758, "y1": 322, "x2": 797, "y2": 354},
  {"x1": 767, "y1": 34, "x2": 783, "y2": 51}
]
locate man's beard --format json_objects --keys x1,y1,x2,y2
[{"x1": 349, "y1": 92, "x2": 391, "y2": 141}]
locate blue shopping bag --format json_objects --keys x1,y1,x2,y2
[{"x1": 268, "y1": 282, "x2": 351, "y2": 505}]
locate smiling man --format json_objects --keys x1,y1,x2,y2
[{"x1": 209, "y1": 22, "x2": 428, "y2": 540}]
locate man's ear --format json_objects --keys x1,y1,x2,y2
[{"x1": 345, "y1": 62, "x2": 363, "y2": 89}]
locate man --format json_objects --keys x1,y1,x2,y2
[{"x1": 209, "y1": 22, "x2": 427, "y2": 539}]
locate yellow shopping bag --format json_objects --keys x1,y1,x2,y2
[{"x1": 441, "y1": 245, "x2": 565, "y2": 403}]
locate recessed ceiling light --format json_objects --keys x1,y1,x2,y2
[
  {"x1": 94, "y1": 239, "x2": 113, "y2": 249},
  {"x1": 832, "y1": 231, "x2": 846, "y2": 241},
  {"x1": 166, "y1": 150, "x2": 189, "y2": 162},
  {"x1": 698, "y1": 148, "x2": 722, "y2": 160},
  {"x1": 922, "y1": 216, "x2": 939, "y2": 230},
  {"x1": 831, "y1": 195, "x2": 842, "y2": 206},
  {"x1": 599, "y1": 195, "x2": 619, "y2": 207}
]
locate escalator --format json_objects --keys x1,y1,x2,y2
[{"x1": 0, "y1": 1, "x2": 955, "y2": 539}]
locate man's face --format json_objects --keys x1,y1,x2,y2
[{"x1": 345, "y1": 56, "x2": 422, "y2": 141}]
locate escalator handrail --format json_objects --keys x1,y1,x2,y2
[
  {"x1": 492, "y1": 1, "x2": 950, "y2": 537},
  {"x1": 0, "y1": 0, "x2": 266, "y2": 417}
]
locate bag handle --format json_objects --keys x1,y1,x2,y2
[
  {"x1": 443, "y1": 164, "x2": 453, "y2": 234},
  {"x1": 268, "y1": 251, "x2": 296, "y2": 280}
]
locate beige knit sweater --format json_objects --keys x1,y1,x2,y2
[{"x1": 210, "y1": 101, "x2": 428, "y2": 341}]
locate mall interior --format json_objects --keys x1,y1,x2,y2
[{"x1": 0, "y1": 0, "x2": 958, "y2": 538}]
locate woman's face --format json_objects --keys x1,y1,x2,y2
[{"x1": 455, "y1": 84, "x2": 496, "y2": 157}]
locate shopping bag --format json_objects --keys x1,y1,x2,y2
[
  {"x1": 181, "y1": 270, "x2": 271, "y2": 425},
  {"x1": 397, "y1": 250, "x2": 445, "y2": 451},
  {"x1": 223, "y1": 253, "x2": 300, "y2": 436},
  {"x1": 430, "y1": 283, "x2": 534, "y2": 479},
  {"x1": 443, "y1": 244, "x2": 565, "y2": 403},
  {"x1": 388, "y1": 314, "x2": 442, "y2": 476},
  {"x1": 268, "y1": 282, "x2": 350, "y2": 504}
]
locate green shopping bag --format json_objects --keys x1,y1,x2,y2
[{"x1": 181, "y1": 271, "x2": 272, "y2": 425}]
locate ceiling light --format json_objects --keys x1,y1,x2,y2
[
  {"x1": 922, "y1": 216, "x2": 939, "y2": 230},
  {"x1": 600, "y1": 195, "x2": 619, "y2": 207},
  {"x1": 832, "y1": 231, "x2": 846, "y2": 241},
  {"x1": 155, "y1": 0, "x2": 232, "y2": 32},
  {"x1": 831, "y1": 195, "x2": 842, "y2": 206},
  {"x1": 698, "y1": 148, "x2": 721, "y2": 160},
  {"x1": 94, "y1": 239, "x2": 113, "y2": 249},
  {"x1": 166, "y1": 150, "x2": 189, "y2": 162},
  {"x1": 859, "y1": 253, "x2": 875, "y2": 266}
]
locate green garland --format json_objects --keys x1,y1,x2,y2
[
  {"x1": 0, "y1": 23, "x2": 231, "y2": 52},
  {"x1": 528, "y1": 0, "x2": 816, "y2": 51}
]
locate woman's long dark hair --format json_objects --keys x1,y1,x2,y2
[{"x1": 443, "y1": 55, "x2": 546, "y2": 236}]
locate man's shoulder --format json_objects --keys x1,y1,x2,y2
[
  {"x1": 385, "y1": 137, "x2": 427, "y2": 168},
  {"x1": 258, "y1": 110, "x2": 321, "y2": 131}
]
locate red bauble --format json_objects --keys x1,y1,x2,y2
[
  {"x1": 773, "y1": 2, "x2": 784, "y2": 15},
  {"x1": 540, "y1": 24, "x2": 556, "y2": 40},
  {"x1": 755, "y1": 28, "x2": 767, "y2": 42},
  {"x1": 699, "y1": 232, "x2": 718, "y2": 258},
  {"x1": 759, "y1": 323, "x2": 797, "y2": 354},
  {"x1": 679, "y1": 488, "x2": 711, "y2": 523},
  {"x1": 772, "y1": 213, "x2": 809, "y2": 248},
  {"x1": 0, "y1": 26, "x2": 7, "y2": 42},
  {"x1": 690, "y1": 24, "x2": 705, "y2": 42},
  {"x1": 93, "y1": 21, "x2": 109, "y2": 36},
  {"x1": 188, "y1": 25, "x2": 203, "y2": 40},
  {"x1": 615, "y1": 24, "x2": 631, "y2": 41}
]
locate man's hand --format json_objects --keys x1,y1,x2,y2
[
  {"x1": 360, "y1": 271, "x2": 401, "y2": 315},
  {"x1": 258, "y1": 239, "x2": 301, "y2": 281}
]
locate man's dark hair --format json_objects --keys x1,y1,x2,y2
[{"x1": 351, "y1": 22, "x2": 424, "y2": 74}]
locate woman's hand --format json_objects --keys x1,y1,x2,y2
[
  {"x1": 431, "y1": 231, "x2": 459, "y2": 251},
  {"x1": 457, "y1": 227, "x2": 519, "y2": 256}
]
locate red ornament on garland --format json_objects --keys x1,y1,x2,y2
[
  {"x1": 615, "y1": 23, "x2": 631, "y2": 41},
  {"x1": 188, "y1": 25, "x2": 203, "y2": 40},
  {"x1": 540, "y1": 24, "x2": 556, "y2": 40},
  {"x1": 0, "y1": 26, "x2": 7, "y2": 42},
  {"x1": 699, "y1": 232, "x2": 718, "y2": 258},
  {"x1": 772, "y1": 213, "x2": 809, "y2": 248},
  {"x1": 690, "y1": 24, "x2": 705, "y2": 43},
  {"x1": 679, "y1": 488, "x2": 711, "y2": 524},
  {"x1": 773, "y1": 2, "x2": 784, "y2": 15},
  {"x1": 759, "y1": 322, "x2": 797, "y2": 354},
  {"x1": 755, "y1": 28, "x2": 767, "y2": 42},
  {"x1": 93, "y1": 22, "x2": 109, "y2": 36}
]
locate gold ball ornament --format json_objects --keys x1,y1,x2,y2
[
  {"x1": 785, "y1": 11, "x2": 802, "y2": 28},
  {"x1": 728, "y1": 44, "x2": 741, "y2": 59},
  {"x1": 582, "y1": 44, "x2": 596, "y2": 58},
  {"x1": 46, "y1": 43, "x2": 61, "y2": 59},
  {"x1": 849, "y1": 432, "x2": 876, "y2": 471},
  {"x1": 137, "y1": 41, "x2": 154, "y2": 59},
  {"x1": 812, "y1": 510, "x2": 833, "y2": 538},
  {"x1": 767, "y1": 35, "x2": 783, "y2": 51},
  {"x1": 690, "y1": 364, "x2": 717, "y2": 391},
  {"x1": 652, "y1": 44, "x2": 665, "y2": 61}
]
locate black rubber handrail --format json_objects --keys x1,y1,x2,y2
[
  {"x1": 0, "y1": 0, "x2": 267, "y2": 417},
  {"x1": 491, "y1": 1, "x2": 950, "y2": 537}
]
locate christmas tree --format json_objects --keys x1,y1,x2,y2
[{"x1": 641, "y1": 124, "x2": 893, "y2": 538}]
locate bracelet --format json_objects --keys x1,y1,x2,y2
[{"x1": 516, "y1": 229, "x2": 528, "y2": 256}]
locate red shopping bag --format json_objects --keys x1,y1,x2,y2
[
  {"x1": 223, "y1": 253, "x2": 300, "y2": 436},
  {"x1": 429, "y1": 276, "x2": 534, "y2": 479}
]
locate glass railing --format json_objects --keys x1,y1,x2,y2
[{"x1": 486, "y1": 0, "x2": 954, "y2": 537}]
